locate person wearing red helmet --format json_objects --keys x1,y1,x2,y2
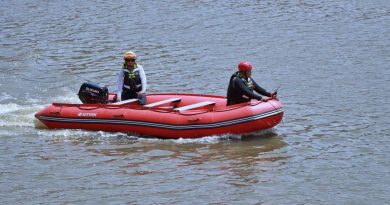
[
  {"x1": 117, "y1": 50, "x2": 147, "y2": 104},
  {"x1": 226, "y1": 61, "x2": 276, "y2": 106}
]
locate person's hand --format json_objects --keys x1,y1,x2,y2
[
  {"x1": 256, "y1": 96, "x2": 263, "y2": 101},
  {"x1": 271, "y1": 91, "x2": 277, "y2": 98},
  {"x1": 116, "y1": 95, "x2": 121, "y2": 102}
]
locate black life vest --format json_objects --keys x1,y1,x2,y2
[{"x1": 122, "y1": 64, "x2": 142, "y2": 92}]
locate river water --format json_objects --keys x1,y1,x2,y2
[{"x1": 1, "y1": 0, "x2": 389, "y2": 204}]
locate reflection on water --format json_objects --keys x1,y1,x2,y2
[
  {"x1": 62, "y1": 131, "x2": 289, "y2": 192},
  {"x1": 80, "y1": 131, "x2": 288, "y2": 171},
  {"x1": 77, "y1": 131, "x2": 286, "y2": 155}
]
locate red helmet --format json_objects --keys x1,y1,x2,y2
[{"x1": 238, "y1": 61, "x2": 252, "y2": 72}]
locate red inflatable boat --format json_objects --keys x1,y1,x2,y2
[
  {"x1": 34, "y1": 82, "x2": 283, "y2": 138},
  {"x1": 35, "y1": 93, "x2": 283, "y2": 139}
]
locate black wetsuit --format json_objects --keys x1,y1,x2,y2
[{"x1": 226, "y1": 72, "x2": 271, "y2": 106}]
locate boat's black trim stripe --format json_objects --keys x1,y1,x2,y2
[{"x1": 39, "y1": 108, "x2": 283, "y2": 130}]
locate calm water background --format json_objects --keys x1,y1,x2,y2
[{"x1": 1, "y1": 0, "x2": 389, "y2": 204}]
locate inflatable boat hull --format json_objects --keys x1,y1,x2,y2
[{"x1": 35, "y1": 93, "x2": 283, "y2": 139}]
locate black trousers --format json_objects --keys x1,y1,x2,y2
[
  {"x1": 121, "y1": 89, "x2": 138, "y2": 101},
  {"x1": 121, "y1": 89, "x2": 147, "y2": 105}
]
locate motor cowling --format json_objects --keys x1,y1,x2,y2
[{"x1": 78, "y1": 82, "x2": 109, "y2": 104}]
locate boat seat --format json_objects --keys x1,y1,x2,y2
[
  {"x1": 144, "y1": 98, "x2": 181, "y2": 108},
  {"x1": 112, "y1": 98, "x2": 138, "y2": 105},
  {"x1": 174, "y1": 101, "x2": 215, "y2": 111}
]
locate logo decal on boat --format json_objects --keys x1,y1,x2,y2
[{"x1": 78, "y1": 113, "x2": 97, "y2": 117}]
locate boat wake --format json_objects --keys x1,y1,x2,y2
[{"x1": 0, "y1": 91, "x2": 80, "y2": 136}]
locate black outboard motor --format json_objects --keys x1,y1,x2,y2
[{"x1": 78, "y1": 82, "x2": 109, "y2": 104}]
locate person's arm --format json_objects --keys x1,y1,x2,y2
[
  {"x1": 252, "y1": 78, "x2": 272, "y2": 97},
  {"x1": 233, "y1": 77, "x2": 263, "y2": 100},
  {"x1": 138, "y1": 65, "x2": 147, "y2": 94},
  {"x1": 117, "y1": 69, "x2": 124, "y2": 100}
]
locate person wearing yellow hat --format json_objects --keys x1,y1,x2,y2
[{"x1": 117, "y1": 51, "x2": 147, "y2": 104}]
